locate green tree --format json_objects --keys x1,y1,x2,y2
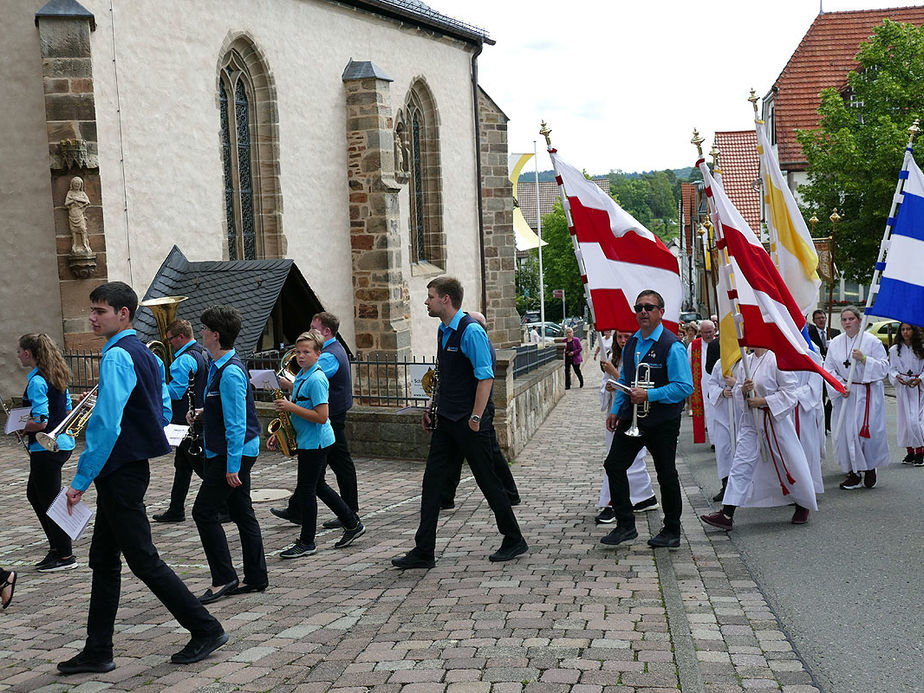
[
  {"x1": 647, "y1": 171, "x2": 676, "y2": 219},
  {"x1": 515, "y1": 252, "x2": 540, "y2": 315},
  {"x1": 797, "y1": 18, "x2": 924, "y2": 281}
]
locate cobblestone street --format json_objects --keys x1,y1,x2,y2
[{"x1": 0, "y1": 382, "x2": 820, "y2": 692}]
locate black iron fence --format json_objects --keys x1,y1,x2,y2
[
  {"x1": 63, "y1": 349, "x2": 101, "y2": 395},
  {"x1": 512, "y1": 343, "x2": 559, "y2": 378}
]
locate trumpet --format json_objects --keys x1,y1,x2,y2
[
  {"x1": 624, "y1": 358, "x2": 653, "y2": 438},
  {"x1": 36, "y1": 384, "x2": 98, "y2": 452},
  {"x1": 267, "y1": 349, "x2": 298, "y2": 457}
]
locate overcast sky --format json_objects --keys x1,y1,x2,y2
[{"x1": 423, "y1": 0, "x2": 923, "y2": 174}]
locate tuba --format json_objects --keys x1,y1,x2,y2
[
  {"x1": 624, "y1": 357, "x2": 653, "y2": 438},
  {"x1": 267, "y1": 349, "x2": 298, "y2": 457},
  {"x1": 140, "y1": 295, "x2": 188, "y2": 381},
  {"x1": 36, "y1": 385, "x2": 98, "y2": 452}
]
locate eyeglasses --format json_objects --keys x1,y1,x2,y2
[{"x1": 634, "y1": 304, "x2": 661, "y2": 313}]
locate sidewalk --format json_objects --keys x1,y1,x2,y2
[{"x1": 0, "y1": 383, "x2": 819, "y2": 692}]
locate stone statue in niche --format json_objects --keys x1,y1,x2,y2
[
  {"x1": 65, "y1": 176, "x2": 92, "y2": 254},
  {"x1": 394, "y1": 123, "x2": 410, "y2": 184}
]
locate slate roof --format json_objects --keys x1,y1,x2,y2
[
  {"x1": 340, "y1": 0, "x2": 493, "y2": 44},
  {"x1": 714, "y1": 130, "x2": 761, "y2": 234},
  {"x1": 517, "y1": 178, "x2": 609, "y2": 230},
  {"x1": 135, "y1": 246, "x2": 325, "y2": 357},
  {"x1": 770, "y1": 6, "x2": 924, "y2": 169}
]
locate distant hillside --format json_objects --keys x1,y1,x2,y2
[{"x1": 519, "y1": 166, "x2": 695, "y2": 184}]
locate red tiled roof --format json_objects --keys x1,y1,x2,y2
[
  {"x1": 714, "y1": 131, "x2": 760, "y2": 234},
  {"x1": 517, "y1": 177, "x2": 608, "y2": 229},
  {"x1": 771, "y1": 7, "x2": 924, "y2": 169}
]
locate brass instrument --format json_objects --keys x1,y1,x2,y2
[
  {"x1": 421, "y1": 364, "x2": 439, "y2": 431},
  {"x1": 140, "y1": 295, "x2": 188, "y2": 380},
  {"x1": 624, "y1": 357, "x2": 653, "y2": 438},
  {"x1": 267, "y1": 349, "x2": 298, "y2": 457},
  {"x1": 36, "y1": 385, "x2": 98, "y2": 452}
]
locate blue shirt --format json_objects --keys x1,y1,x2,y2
[
  {"x1": 439, "y1": 310, "x2": 494, "y2": 381},
  {"x1": 26, "y1": 369, "x2": 74, "y2": 453},
  {"x1": 609, "y1": 324, "x2": 694, "y2": 415},
  {"x1": 73, "y1": 329, "x2": 171, "y2": 491},
  {"x1": 317, "y1": 338, "x2": 340, "y2": 379},
  {"x1": 166, "y1": 340, "x2": 202, "y2": 401},
  {"x1": 289, "y1": 363, "x2": 336, "y2": 450},
  {"x1": 204, "y1": 349, "x2": 260, "y2": 473}
]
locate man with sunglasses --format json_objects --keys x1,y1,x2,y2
[{"x1": 600, "y1": 290, "x2": 693, "y2": 549}]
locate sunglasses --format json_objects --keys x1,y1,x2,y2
[{"x1": 634, "y1": 304, "x2": 661, "y2": 313}]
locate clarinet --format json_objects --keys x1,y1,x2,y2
[
  {"x1": 182, "y1": 368, "x2": 204, "y2": 457},
  {"x1": 426, "y1": 363, "x2": 440, "y2": 431}
]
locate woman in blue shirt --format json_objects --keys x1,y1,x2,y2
[
  {"x1": 269, "y1": 330, "x2": 364, "y2": 557},
  {"x1": 16, "y1": 333, "x2": 77, "y2": 572}
]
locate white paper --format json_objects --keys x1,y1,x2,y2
[
  {"x1": 46, "y1": 487, "x2": 94, "y2": 541},
  {"x1": 4, "y1": 407, "x2": 32, "y2": 435},
  {"x1": 163, "y1": 424, "x2": 190, "y2": 446},
  {"x1": 250, "y1": 369, "x2": 281, "y2": 390}
]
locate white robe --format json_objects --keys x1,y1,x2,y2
[
  {"x1": 724, "y1": 352, "x2": 818, "y2": 511},
  {"x1": 704, "y1": 361, "x2": 734, "y2": 481},
  {"x1": 824, "y1": 331, "x2": 890, "y2": 472},
  {"x1": 793, "y1": 350, "x2": 825, "y2": 494},
  {"x1": 888, "y1": 343, "x2": 924, "y2": 448},
  {"x1": 599, "y1": 372, "x2": 654, "y2": 506}
]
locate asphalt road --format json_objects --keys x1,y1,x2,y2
[{"x1": 678, "y1": 394, "x2": 924, "y2": 693}]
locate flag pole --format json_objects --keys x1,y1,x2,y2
[
  {"x1": 540, "y1": 121, "x2": 600, "y2": 344},
  {"x1": 833, "y1": 118, "x2": 920, "y2": 441},
  {"x1": 534, "y1": 139, "x2": 547, "y2": 345}
]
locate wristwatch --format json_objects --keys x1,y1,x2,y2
[{"x1": 469, "y1": 414, "x2": 481, "y2": 423}]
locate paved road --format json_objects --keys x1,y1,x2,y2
[{"x1": 679, "y1": 394, "x2": 924, "y2": 693}]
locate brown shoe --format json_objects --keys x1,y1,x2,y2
[
  {"x1": 839, "y1": 472, "x2": 863, "y2": 490},
  {"x1": 791, "y1": 506, "x2": 810, "y2": 524},
  {"x1": 700, "y1": 511, "x2": 733, "y2": 531},
  {"x1": 863, "y1": 469, "x2": 877, "y2": 489}
]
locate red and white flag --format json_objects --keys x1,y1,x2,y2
[
  {"x1": 697, "y1": 157, "x2": 846, "y2": 394},
  {"x1": 549, "y1": 150, "x2": 681, "y2": 333}
]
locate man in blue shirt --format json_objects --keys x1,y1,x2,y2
[
  {"x1": 192, "y1": 305, "x2": 267, "y2": 604},
  {"x1": 600, "y1": 289, "x2": 694, "y2": 550},
  {"x1": 153, "y1": 319, "x2": 210, "y2": 523},
  {"x1": 392, "y1": 277, "x2": 527, "y2": 569},
  {"x1": 59, "y1": 282, "x2": 226, "y2": 675}
]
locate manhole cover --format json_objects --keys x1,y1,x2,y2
[{"x1": 251, "y1": 488, "x2": 291, "y2": 502}]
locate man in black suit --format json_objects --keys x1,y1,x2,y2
[{"x1": 806, "y1": 309, "x2": 840, "y2": 431}]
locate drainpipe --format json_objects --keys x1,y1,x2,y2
[{"x1": 471, "y1": 42, "x2": 487, "y2": 312}]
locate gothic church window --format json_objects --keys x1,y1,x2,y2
[{"x1": 404, "y1": 79, "x2": 445, "y2": 269}]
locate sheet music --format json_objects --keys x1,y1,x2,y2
[
  {"x1": 249, "y1": 369, "x2": 280, "y2": 390},
  {"x1": 46, "y1": 487, "x2": 94, "y2": 541},
  {"x1": 4, "y1": 407, "x2": 32, "y2": 435},
  {"x1": 163, "y1": 424, "x2": 190, "y2": 446}
]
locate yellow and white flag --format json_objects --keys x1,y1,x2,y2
[
  {"x1": 756, "y1": 123, "x2": 821, "y2": 316},
  {"x1": 508, "y1": 153, "x2": 546, "y2": 251}
]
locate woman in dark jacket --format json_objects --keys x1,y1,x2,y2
[{"x1": 564, "y1": 327, "x2": 584, "y2": 389}]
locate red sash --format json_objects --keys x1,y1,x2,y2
[{"x1": 691, "y1": 338, "x2": 706, "y2": 443}]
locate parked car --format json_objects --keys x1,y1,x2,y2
[
  {"x1": 679, "y1": 311, "x2": 702, "y2": 323},
  {"x1": 521, "y1": 310, "x2": 541, "y2": 324},
  {"x1": 866, "y1": 319, "x2": 901, "y2": 347},
  {"x1": 525, "y1": 321, "x2": 564, "y2": 343}
]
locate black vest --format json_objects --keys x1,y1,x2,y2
[
  {"x1": 22, "y1": 374, "x2": 69, "y2": 448},
  {"x1": 170, "y1": 342, "x2": 210, "y2": 425},
  {"x1": 617, "y1": 328, "x2": 685, "y2": 426},
  {"x1": 436, "y1": 314, "x2": 494, "y2": 424},
  {"x1": 104, "y1": 334, "x2": 172, "y2": 475},
  {"x1": 202, "y1": 355, "x2": 261, "y2": 455},
  {"x1": 323, "y1": 338, "x2": 352, "y2": 417}
]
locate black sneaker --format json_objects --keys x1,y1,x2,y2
[
  {"x1": 271, "y1": 507, "x2": 300, "y2": 525},
  {"x1": 58, "y1": 650, "x2": 116, "y2": 674},
  {"x1": 914, "y1": 453, "x2": 924, "y2": 467},
  {"x1": 647, "y1": 530, "x2": 681, "y2": 549},
  {"x1": 38, "y1": 555, "x2": 77, "y2": 573},
  {"x1": 170, "y1": 630, "x2": 229, "y2": 664},
  {"x1": 594, "y1": 507, "x2": 616, "y2": 524},
  {"x1": 334, "y1": 521, "x2": 365, "y2": 549},
  {"x1": 280, "y1": 540, "x2": 316, "y2": 559},
  {"x1": 391, "y1": 552, "x2": 435, "y2": 569},
  {"x1": 902, "y1": 452, "x2": 916, "y2": 465},
  {"x1": 632, "y1": 496, "x2": 659, "y2": 513},
  {"x1": 322, "y1": 518, "x2": 344, "y2": 529},
  {"x1": 152, "y1": 510, "x2": 185, "y2": 523},
  {"x1": 839, "y1": 472, "x2": 863, "y2": 490},
  {"x1": 600, "y1": 526, "x2": 638, "y2": 546},
  {"x1": 35, "y1": 550, "x2": 57, "y2": 570}
]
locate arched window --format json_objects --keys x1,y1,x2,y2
[
  {"x1": 403, "y1": 79, "x2": 444, "y2": 269},
  {"x1": 217, "y1": 37, "x2": 285, "y2": 260}
]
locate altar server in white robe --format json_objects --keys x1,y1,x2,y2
[
  {"x1": 888, "y1": 323, "x2": 924, "y2": 466},
  {"x1": 700, "y1": 348, "x2": 818, "y2": 530},
  {"x1": 823, "y1": 306, "x2": 890, "y2": 490},
  {"x1": 703, "y1": 358, "x2": 734, "y2": 502},
  {"x1": 793, "y1": 349, "x2": 825, "y2": 494}
]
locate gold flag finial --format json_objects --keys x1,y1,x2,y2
[
  {"x1": 539, "y1": 121, "x2": 552, "y2": 148},
  {"x1": 710, "y1": 144, "x2": 721, "y2": 174},
  {"x1": 809, "y1": 212, "x2": 819, "y2": 233},
  {"x1": 748, "y1": 88, "x2": 762, "y2": 122},
  {"x1": 691, "y1": 128, "x2": 704, "y2": 157},
  {"x1": 908, "y1": 118, "x2": 921, "y2": 146},
  {"x1": 830, "y1": 208, "x2": 841, "y2": 225}
]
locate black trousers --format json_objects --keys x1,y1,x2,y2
[
  {"x1": 565, "y1": 360, "x2": 584, "y2": 389},
  {"x1": 296, "y1": 447, "x2": 355, "y2": 545},
  {"x1": 604, "y1": 416, "x2": 683, "y2": 534},
  {"x1": 192, "y1": 455, "x2": 266, "y2": 587},
  {"x1": 27, "y1": 449, "x2": 73, "y2": 556},
  {"x1": 413, "y1": 415, "x2": 523, "y2": 561},
  {"x1": 441, "y1": 424, "x2": 520, "y2": 505},
  {"x1": 86, "y1": 461, "x2": 221, "y2": 659},
  {"x1": 164, "y1": 437, "x2": 204, "y2": 515},
  {"x1": 287, "y1": 412, "x2": 358, "y2": 514}
]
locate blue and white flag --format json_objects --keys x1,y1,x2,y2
[{"x1": 868, "y1": 150, "x2": 924, "y2": 326}]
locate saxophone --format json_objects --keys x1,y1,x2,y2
[{"x1": 267, "y1": 350, "x2": 298, "y2": 456}]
